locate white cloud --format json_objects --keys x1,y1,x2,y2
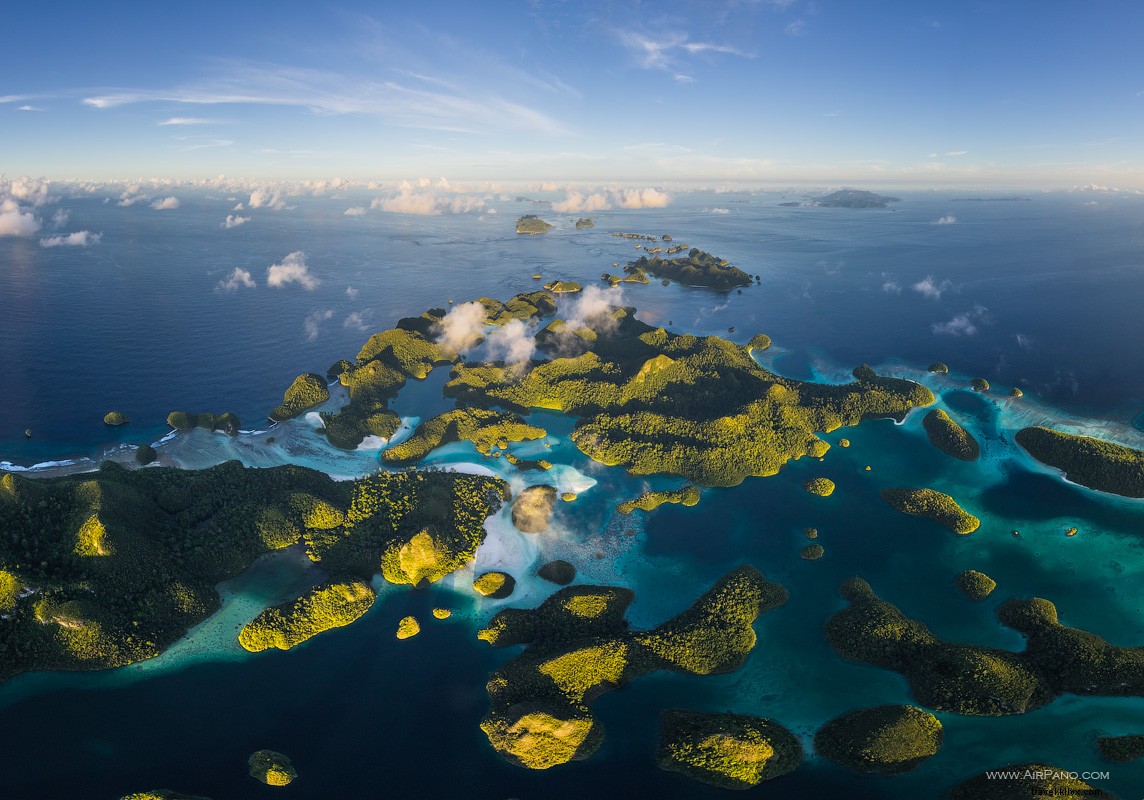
[
  {"x1": 267, "y1": 251, "x2": 319, "y2": 290},
  {"x1": 932, "y1": 313, "x2": 978, "y2": 336},
  {"x1": 703, "y1": 207, "x2": 730, "y2": 214},
  {"x1": 345, "y1": 286, "x2": 359, "y2": 299},
  {"x1": 304, "y1": 309, "x2": 334, "y2": 341},
  {"x1": 912, "y1": 275, "x2": 953, "y2": 300},
  {"x1": 118, "y1": 194, "x2": 147, "y2": 207},
  {"x1": 343, "y1": 311, "x2": 371, "y2": 331},
  {"x1": 39, "y1": 231, "x2": 101, "y2": 247},
  {"x1": 567, "y1": 284, "x2": 625, "y2": 333},
  {"x1": 51, "y1": 209, "x2": 69, "y2": 228},
  {"x1": 222, "y1": 214, "x2": 249, "y2": 228},
  {"x1": 881, "y1": 280, "x2": 902, "y2": 294},
  {"x1": 933, "y1": 305, "x2": 990, "y2": 336},
  {"x1": 436, "y1": 301, "x2": 487, "y2": 354},
  {"x1": 945, "y1": 150, "x2": 968, "y2": 157},
  {"x1": 371, "y1": 191, "x2": 486, "y2": 215},
  {"x1": 614, "y1": 188, "x2": 672, "y2": 209},
  {"x1": 159, "y1": 117, "x2": 221, "y2": 126},
  {"x1": 934, "y1": 215, "x2": 957, "y2": 225},
  {"x1": 343, "y1": 206, "x2": 367, "y2": 216},
  {"x1": 248, "y1": 188, "x2": 286, "y2": 210},
  {"x1": 485, "y1": 318, "x2": 535, "y2": 366},
  {"x1": 216, "y1": 267, "x2": 256, "y2": 292},
  {"x1": 0, "y1": 199, "x2": 40, "y2": 236},
  {"x1": 673, "y1": 74, "x2": 696, "y2": 84},
  {"x1": 151, "y1": 196, "x2": 180, "y2": 210},
  {"x1": 17, "y1": 105, "x2": 43, "y2": 112},
  {"x1": 552, "y1": 191, "x2": 610, "y2": 213}
]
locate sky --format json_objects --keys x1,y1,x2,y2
[{"x1": 3, "y1": 0, "x2": 1144, "y2": 186}]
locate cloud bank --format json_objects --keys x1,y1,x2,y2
[
  {"x1": 371, "y1": 191, "x2": 487, "y2": 215},
  {"x1": 267, "y1": 251, "x2": 319, "y2": 290}
]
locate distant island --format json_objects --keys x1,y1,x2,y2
[
  {"x1": 811, "y1": 189, "x2": 901, "y2": 208},
  {"x1": 516, "y1": 215, "x2": 554, "y2": 234},
  {"x1": 575, "y1": 217, "x2": 594, "y2": 229}
]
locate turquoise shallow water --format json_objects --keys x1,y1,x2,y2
[{"x1": 1, "y1": 190, "x2": 1143, "y2": 798}]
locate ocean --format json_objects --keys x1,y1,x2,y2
[{"x1": 1, "y1": 187, "x2": 1142, "y2": 799}]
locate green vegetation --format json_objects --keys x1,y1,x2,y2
[
  {"x1": 922, "y1": 409, "x2": 980, "y2": 461},
  {"x1": 269, "y1": 373, "x2": 330, "y2": 421},
  {"x1": 384, "y1": 408, "x2": 547, "y2": 465},
  {"x1": 826, "y1": 578, "x2": 1144, "y2": 716},
  {"x1": 396, "y1": 615, "x2": 420, "y2": 639},
  {"x1": 478, "y1": 567, "x2": 787, "y2": 769},
  {"x1": 575, "y1": 217, "x2": 594, "y2": 229},
  {"x1": 103, "y1": 411, "x2": 129, "y2": 426},
  {"x1": 955, "y1": 570, "x2": 996, "y2": 601},
  {"x1": 135, "y1": 444, "x2": 157, "y2": 465},
  {"x1": 120, "y1": 792, "x2": 212, "y2": 800},
  {"x1": 813, "y1": 705, "x2": 943, "y2": 774},
  {"x1": 248, "y1": 750, "x2": 297, "y2": 787},
  {"x1": 474, "y1": 571, "x2": 516, "y2": 599},
  {"x1": 1096, "y1": 734, "x2": 1144, "y2": 762},
  {"x1": 447, "y1": 305, "x2": 932, "y2": 487},
  {"x1": 801, "y1": 544, "x2": 824, "y2": 560},
  {"x1": 512, "y1": 485, "x2": 558, "y2": 532},
  {"x1": 624, "y1": 248, "x2": 752, "y2": 291},
  {"x1": 950, "y1": 763, "x2": 1115, "y2": 800},
  {"x1": 0, "y1": 569, "x2": 23, "y2": 611},
  {"x1": 747, "y1": 333, "x2": 771, "y2": 353},
  {"x1": 0, "y1": 461, "x2": 504, "y2": 681},
  {"x1": 544, "y1": 280, "x2": 582, "y2": 294},
  {"x1": 1010, "y1": 387, "x2": 1024, "y2": 398},
  {"x1": 880, "y1": 487, "x2": 980, "y2": 534},
  {"x1": 238, "y1": 582, "x2": 375, "y2": 652},
  {"x1": 538, "y1": 560, "x2": 576, "y2": 585},
  {"x1": 656, "y1": 709, "x2": 802, "y2": 789},
  {"x1": 1015, "y1": 426, "x2": 1144, "y2": 498},
  {"x1": 813, "y1": 189, "x2": 901, "y2": 208},
  {"x1": 971, "y1": 377, "x2": 990, "y2": 392},
  {"x1": 928, "y1": 362, "x2": 949, "y2": 374},
  {"x1": 516, "y1": 215, "x2": 553, "y2": 234},
  {"x1": 803, "y1": 477, "x2": 835, "y2": 497},
  {"x1": 616, "y1": 485, "x2": 699, "y2": 514},
  {"x1": 432, "y1": 608, "x2": 452, "y2": 620},
  {"x1": 166, "y1": 411, "x2": 241, "y2": 435}
]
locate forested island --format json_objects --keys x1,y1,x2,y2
[
  {"x1": 1015, "y1": 426, "x2": 1144, "y2": 497},
  {"x1": 811, "y1": 189, "x2": 901, "y2": 208},
  {"x1": 623, "y1": 248, "x2": 753, "y2": 291}
]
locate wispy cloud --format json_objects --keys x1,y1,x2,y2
[
  {"x1": 17, "y1": 105, "x2": 43, "y2": 112},
  {"x1": 216, "y1": 267, "x2": 256, "y2": 292},
  {"x1": 267, "y1": 251, "x2": 319, "y2": 290},
  {"x1": 785, "y1": 19, "x2": 806, "y2": 36},
  {"x1": 40, "y1": 231, "x2": 100, "y2": 247},
  {"x1": 617, "y1": 31, "x2": 753, "y2": 73},
  {"x1": 945, "y1": 150, "x2": 968, "y2": 157},
  {"x1": 343, "y1": 310, "x2": 371, "y2": 331},
  {"x1": 83, "y1": 60, "x2": 566, "y2": 135},
  {"x1": 882, "y1": 280, "x2": 902, "y2": 294},
  {"x1": 304, "y1": 309, "x2": 334, "y2": 341},
  {"x1": 51, "y1": 209, "x2": 69, "y2": 228},
  {"x1": 912, "y1": 275, "x2": 953, "y2": 300},
  {"x1": 932, "y1": 305, "x2": 990, "y2": 336},
  {"x1": 159, "y1": 117, "x2": 224, "y2": 126}
]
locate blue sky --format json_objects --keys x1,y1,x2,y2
[{"x1": 3, "y1": 0, "x2": 1143, "y2": 186}]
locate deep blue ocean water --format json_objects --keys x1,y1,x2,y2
[{"x1": 1, "y1": 188, "x2": 1143, "y2": 799}]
